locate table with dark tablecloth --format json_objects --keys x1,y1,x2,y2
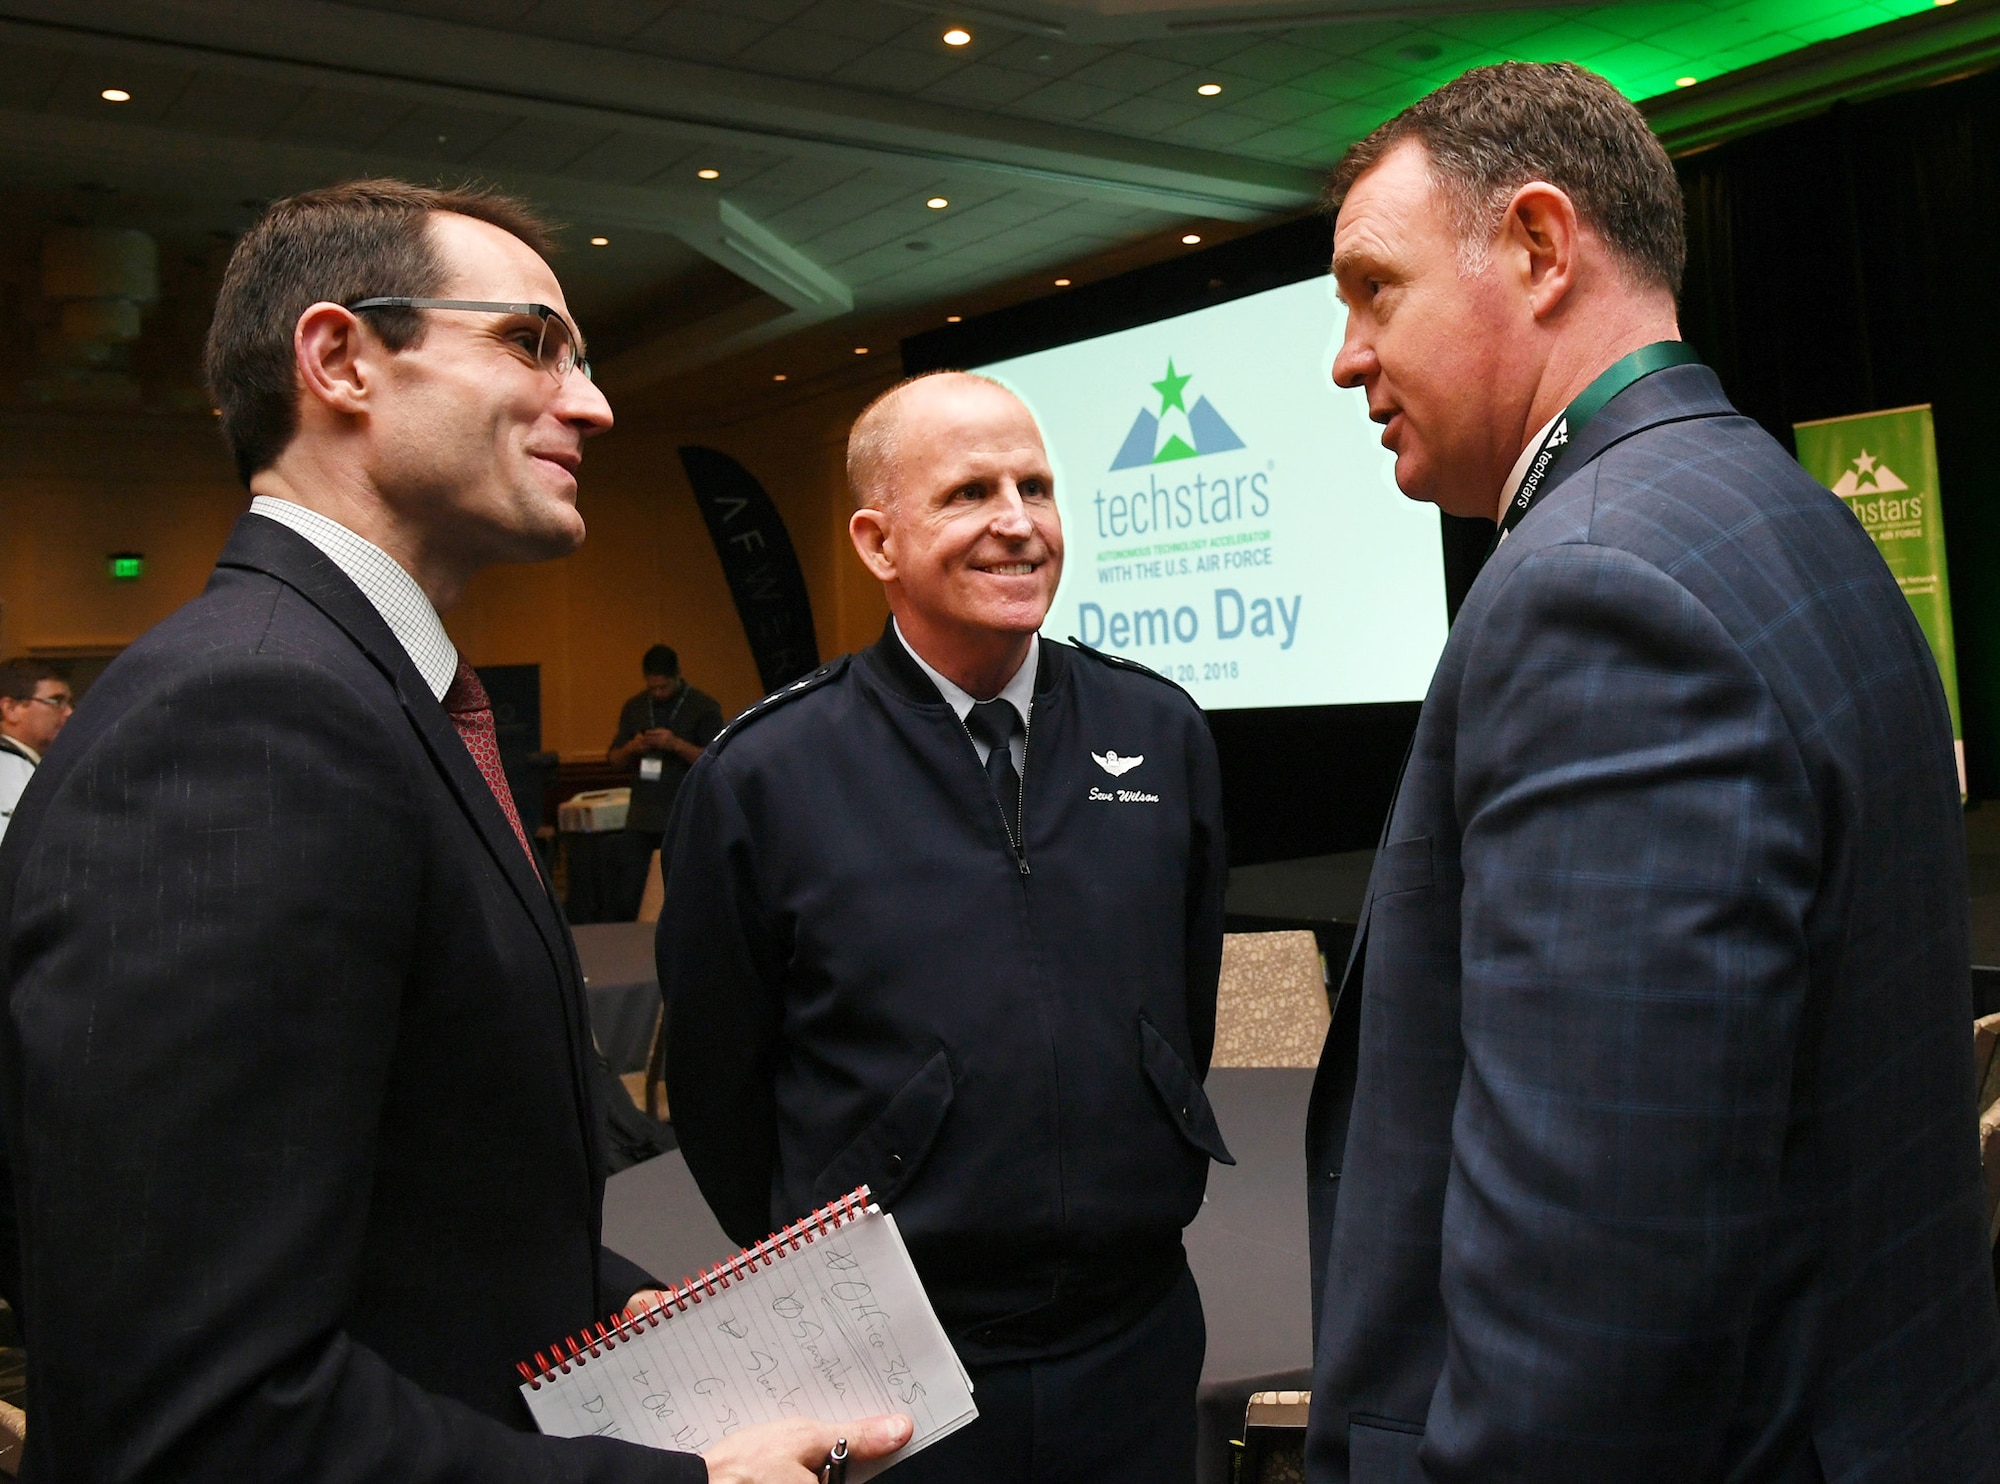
[
  {"x1": 572, "y1": 920, "x2": 660, "y2": 1074},
  {"x1": 602, "y1": 1066, "x2": 1313, "y2": 1483}
]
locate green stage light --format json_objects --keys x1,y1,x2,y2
[{"x1": 1332, "y1": 2, "x2": 1949, "y2": 135}]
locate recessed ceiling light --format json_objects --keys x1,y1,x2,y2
[
  {"x1": 1675, "y1": 76, "x2": 1698, "y2": 87},
  {"x1": 1196, "y1": 83, "x2": 1222, "y2": 96},
  {"x1": 1053, "y1": 278, "x2": 1071, "y2": 287},
  {"x1": 697, "y1": 168, "x2": 720, "y2": 179},
  {"x1": 589, "y1": 236, "x2": 609, "y2": 246},
  {"x1": 946, "y1": 315, "x2": 962, "y2": 323},
  {"x1": 855, "y1": 346, "x2": 870, "y2": 355},
  {"x1": 926, "y1": 196, "x2": 949, "y2": 209},
  {"x1": 943, "y1": 27, "x2": 972, "y2": 46},
  {"x1": 100, "y1": 88, "x2": 130, "y2": 102},
  {"x1": 1182, "y1": 233, "x2": 1203, "y2": 245},
  {"x1": 773, "y1": 373, "x2": 788, "y2": 382}
]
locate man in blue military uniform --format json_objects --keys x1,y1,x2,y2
[{"x1": 658, "y1": 370, "x2": 1232, "y2": 1483}]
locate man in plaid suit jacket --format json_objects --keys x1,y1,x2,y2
[{"x1": 1305, "y1": 64, "x2": 2000, "y2": 1482}]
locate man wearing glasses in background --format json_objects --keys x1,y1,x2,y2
[
  {"x1": 0, "y1": 659, "x2": 70, "y2": 848},
  {"x1": 0, "y1": 179, "x2": 906, "y2": 1481}
]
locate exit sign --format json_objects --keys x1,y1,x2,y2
[{"x1": 108, "y1": 552, "x2": 144, "y2": 581}]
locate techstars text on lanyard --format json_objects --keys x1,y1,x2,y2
[{"x1": 1493, "y1": 340, "x2": 1703, "y2": 549}]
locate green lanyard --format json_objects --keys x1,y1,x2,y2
[{"x1": 1494, "y1": 340, "x2": 1703, "y2": 545}]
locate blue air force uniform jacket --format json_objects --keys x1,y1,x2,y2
[{"x1": 658, "y1": 622, "x2": 1232, "y2": 1366}]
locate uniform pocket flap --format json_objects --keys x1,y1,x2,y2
[
  {"x1": 812, "y1": 1047, "x2": 956, "y2": 1207},
  {"x1": 1139, "y1": 1016, "x2": 1235, "y2": 1166}
]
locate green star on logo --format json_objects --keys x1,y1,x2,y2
[{"x1": 1152, "y1": 358, "x2": 1192, "y2": 415}]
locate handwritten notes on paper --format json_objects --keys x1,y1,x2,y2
[{"x1": 521, "y1": 1204, "x2": 975, "y2": 1479}]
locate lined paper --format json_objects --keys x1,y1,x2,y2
[{"x1": 523, "y1": 1206, "x2": 975, "y2": 1478}]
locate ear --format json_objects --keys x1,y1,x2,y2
[
  {"x1": 848, "y1": 506, "x2": 898, "y2": 583},
  {"x1": 1499, "y1": 180, "x2": 1581, "y2": 322},
  {"x1": 293, "y1": 301, "x2": 376, "y2": 419}
]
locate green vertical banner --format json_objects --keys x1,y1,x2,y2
[{"x1": 1795, "y1": 404, "x2": 1964, "y2": 797}]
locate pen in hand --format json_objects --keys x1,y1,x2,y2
[{"x1": 820, "y1": 1437, "x2": 848, "y2": 1484}]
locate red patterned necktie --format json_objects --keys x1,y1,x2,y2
[{"x1": 443, "y1": 659, "x2": 538, "y2": 869}]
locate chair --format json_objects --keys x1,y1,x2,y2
[
  {"x1": 1233, "y1": 1390, "x2": 1309, "y2": 1484},
  {"x1": 1211, "y1": 930, "x2": 1329, "y2": 1068},
  {"x1": 635, "y1": 849, "x2": 664, "y2": 925}
]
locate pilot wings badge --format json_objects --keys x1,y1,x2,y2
[{"x1": 1092, "y1": 750, "x2": 1144, "y2": 777}]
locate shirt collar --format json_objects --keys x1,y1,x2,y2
[
  {"x1": 892, "y1": 618, "x2": 1038, "y2": 729},
  {"x1": 1498, "y1": 409, "x2": 1564, "y2": 525},
  {"x1": 0, "y1": 736, "x2": 40, "y2": 765},
  {"x1": 248, "y1": 496, "x2": 459, "y2": 700}
]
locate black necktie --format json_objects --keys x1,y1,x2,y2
[{"x1": 965, "y1": 699, "x2": 1022, "y2": 836}]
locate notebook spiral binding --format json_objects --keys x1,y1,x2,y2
[{"x1": 516, "y1": 1184, "x2": 873, "y2": 1390}]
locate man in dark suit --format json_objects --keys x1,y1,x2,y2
[
  {"x1": 1306, "y1": 64, "x2": 2000, "y2": 1482},
  {"x1": 0, "y1": 179, "x2": 905, "y2": 1482}
]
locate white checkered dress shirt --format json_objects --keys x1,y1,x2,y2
[{"x1": 248, "y1": 497, "x2": 458, "y2": 701}]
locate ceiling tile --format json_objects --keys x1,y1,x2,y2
[
  {"x1": 467, "y1": 117, "x2": 619, "y2": 175},
  {"x1": 1068, "y1": 51, "x2": 1192, "y2": 94},
  {"x1": 38, "y1": 58, "x2": 196, "y2": 125},
  {"x1": 1157, "y1": 110, "x2": 1288, "y2": 151},
  {"x1": 696, "y1": 0, "x2": 819, "y2": 22},
  {"x1": 515, "y1": 0, "x2": 668, "y2": 43},
  {"x1": 1220, "y1": 85, "x2": 1325, "y2": 125},
  {"x1": 559, "y1": 131, "x2": 685, "y2": 187},
  {"x1": 1231, "y1": 123, "x2": 1342, "y2": 167},
  {"x1": 0, "y1": 45, "x2": 72, "y2": 113},
  {"x1": 1009, "y1": 79, "x2": 1129, "y2": 124},
  {"x1": 159, "y1": 71, "x2": 307, "y2": 138},
  {"x1": 368, "y1": 102, "x2": 521, "y2": 163},
  {"x1": 790, "y1": 0, "x2": 924, "y2": 45},
  {"x1": 632, "y1": 8, "x2": 774, "y2": 60},
  {"x1": 830, "y1": 43, "x2": 967, "y2": 93},
  {"x1": 1090, "y1": 94, "x2": 1207, "y2": 137},
  {"x1": 730, "y1": 25, "x2": 876, "y2": 79},
  {"x1": 1207, "y1": 39, "x2": 1336, "y2": 86},
  {"x1": 267, "y1": 88, "x2": 410, "y2": 151},
  {"x1": 341, "y1": 0, "x2": 540, "y2": 25},
  {"x1": 975, "y1": 34, "x2": 1100, "y2": 79},
  {"x1": 916, "y1": 65, "x2": 1048, "y2": 109}
]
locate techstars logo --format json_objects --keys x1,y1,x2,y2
[{"x1": 1109, "y1": 359, "x2": 1245, "y2": 471}]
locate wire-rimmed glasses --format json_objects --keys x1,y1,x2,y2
[{"x1": 345, "y1": 298, "x2": 592, "y2": 383}]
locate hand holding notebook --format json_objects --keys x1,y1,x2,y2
[
  {"x1": 519, "y1": 1187, "x2": 977, "y2": 1480},
  {"x1": 700, "y1": 1413, "x2": 910, "y2": 1484}
]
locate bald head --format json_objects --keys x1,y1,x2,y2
[
  {"x1": 844, "y1": 368, "x2": 1062, "y2": 696},
  {"x1": 846, "y1": 371, "x2": 1025, "y2": 510}
]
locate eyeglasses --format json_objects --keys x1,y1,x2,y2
[
  {"x1": 25, "y1": 695, "x2": 72, "y2": 712},
  {"x1": 345, "y1": 298, "x2": 592, "y2": 384}
]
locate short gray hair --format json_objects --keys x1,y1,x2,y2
[
  {"x1": 1325, "y1": 62, "x2": 1684, "y2": 293},
  {"x1": 845, "y1": 370, "x2": 1015, "y2": 510}
]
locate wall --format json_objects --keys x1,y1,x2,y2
[{"x1": 0, "y1": 376, "x2": 894, "y2": 760}]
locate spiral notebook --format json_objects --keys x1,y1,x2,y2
[{"x1": 518, "y1": 1186, "x2": 977, "y2": 1477}]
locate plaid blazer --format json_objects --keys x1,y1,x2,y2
[{"x1": 1305, "y1": 366, "x2": 2000, "y2": 1483}]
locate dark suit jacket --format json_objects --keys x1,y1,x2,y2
[
  {"x1": 0, "y1": 514, "x2": 699, "y2": 1481},
  {"x1": 1306, "y1": 366, "x2": 2000, "y2": 1483}
]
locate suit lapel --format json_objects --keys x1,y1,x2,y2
[
  {"x1": 1540, "y1": 364, "x2": 1736, "y2": 505},
  {"x1": 216, "y1": 514, "x2": 602, "y2": 1178}
]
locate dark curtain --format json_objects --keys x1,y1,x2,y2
[{"x1": 1676, "y1": 65, "x2": 2000, "y2": 796}]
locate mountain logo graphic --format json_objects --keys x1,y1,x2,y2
[
  {"x1": 1830, "y1": 448, "x2": 1909, "y2": 498},
  {"x1": 1109, "y1": 358, "x2": 1246, "y2": 470}
]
